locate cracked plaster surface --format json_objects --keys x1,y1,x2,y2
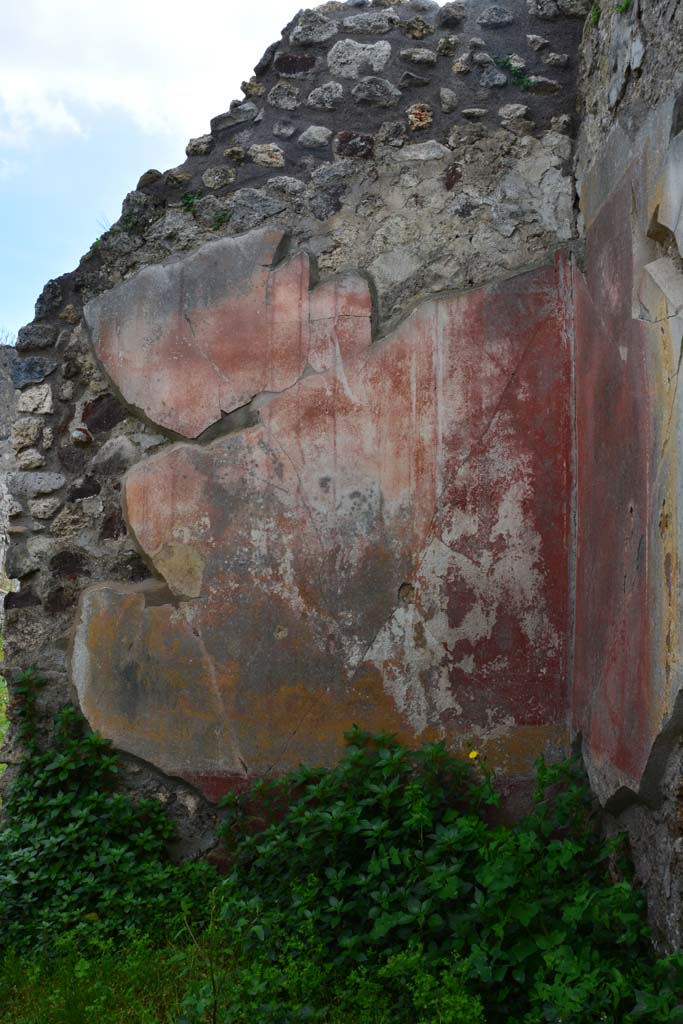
[
  {"x1": 73, "y1": 234, "x2": 573, "y2": 795},
  {"x1": 83, "y1": 228, "x2": 373, "y2": 439}
]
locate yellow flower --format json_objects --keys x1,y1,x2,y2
[{"x1": 468, "y1": 750, "x2": 479, "y2": 760}]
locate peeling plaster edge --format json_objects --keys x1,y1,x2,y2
[
  {"x1": 577, "y1": 86, "x2": 683, "y2": 234},
  {"x1": 600, "y1": 686, "x2": 683, "y2": 815},
  {"x1": 372, "y1": 245, "x2": 583, "y2": 345},
  {"x1": 82, "y1": 244, "x2": 581, "y2": 452}
]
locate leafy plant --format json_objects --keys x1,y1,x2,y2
[
  {"x1": 182, "y1": 192, "x2": 199, "y2": 213},
  {"x1": 215, "y1": 729, "x2": 683, "y2": 1024},
  {"x1": 591, "y1": 1, "x2": 601, "y2": 25},
  {"x1": 213, "y1": 211, "x2": 231, "y2": 230},
  {"x1": 0, "y1": 679, "x2": 7, "y2": 779},
  {"x1": 495, "y1": 56, "x2": 532, "y2": 92},
  {"x1": 118, "y1": 212, "x2": 140, "y2": 234},
  {"x1": 0, "y1": 671, "x2": 217, "y2": 954},
  {"x1": 2, "y1": 690, "x2": 683, "y2": 1023},
  {"x1": 616, "y1": 0, "x2": 632, "y2": 11}
]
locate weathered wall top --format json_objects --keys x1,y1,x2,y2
[
  {"x1": 0, "y1": 347, "x2": 18, "y2": 471},
  {"x1": 11, "y1": 0, "x2": 587, "y2": 341}
]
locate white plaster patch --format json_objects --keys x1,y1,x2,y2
[
  {"x1": 365, "y1": 433, "x2": 561, "y2": 729},
  {"x1": 362, "y1": 603, "x2": 461, "y2": 734}
]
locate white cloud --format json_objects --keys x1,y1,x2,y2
[
  {"x1": 0, "y1": 0, "x2": 308, "y2": 147},
  {"x1": 0, "y1": 155, "x2": 24, "y2": 181}
]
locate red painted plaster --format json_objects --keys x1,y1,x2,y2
[{"x1": 74, "y1": 252, "x2": 574, "y2": 797}]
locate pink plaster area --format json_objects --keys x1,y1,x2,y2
[
  {"x1": 75, "y1": 255, "x2": 574, "y2": 790},
  {"x1": 572, "y1": 148, "x2": 683, "y2": 801},
  {"x1": 573, "y1": 257, "x2": 652, "y2": 791},
  {"x1": 83, "y1": 228, "x2": 372, "y2": 438}
]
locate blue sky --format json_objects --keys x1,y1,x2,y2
[{"x1": 0, "y1": 0, "x2": 308, "y2": 339}]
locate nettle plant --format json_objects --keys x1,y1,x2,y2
[
  {"x1": 214, "y1": 729, "x2": 683, "y2": 1024},
  {"x1": 0, "y1": 672, "x2": 682, "y2": 1023},
  {"x1": 0, "y1": 670, "x2": 216, "y2": 954}
]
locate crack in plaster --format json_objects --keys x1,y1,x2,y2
[{"x1": 189, "y1": 618, "x2": 246, "y2": 775}]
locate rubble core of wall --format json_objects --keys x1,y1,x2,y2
[
  {"x1": 0, "y1": 348, "x2": 18, "y2": 602},
  {"x1": 1, "y1": 0, "x2": 588, "y2": 850},
  {"x1": 573, "y1": 0, "x2": 683, "y2": 950}
]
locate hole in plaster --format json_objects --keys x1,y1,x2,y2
[
  {"x1": 647, "y1": 205, "x2": 676, "y2": 247},
  {"x1": 398, "y1": 582, "x2": 415, "y2": 606},
  {"x1": 659, "y1": 499, "x2": 671, "y2": 537}
]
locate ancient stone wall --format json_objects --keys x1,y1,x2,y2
[
  {"x1": 7, "y1": 0, "x2": 683, "y2": 952},
  {"x1": 0, "y1": 0, "x2": 608, "y2": 857},
  {"x1": 573, "y1": 0, "x2": 683, "y2": 949},
  {"x1": 0, "y1": 347, "x2": 18, "y2": 605}
]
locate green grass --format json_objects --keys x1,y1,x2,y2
[
  {"x1": 0, "y1": 935, "x2": 484, "y2": 1024},
  {"x1": 0, "y1": 939, "x2": 197, "y2": 1024}
]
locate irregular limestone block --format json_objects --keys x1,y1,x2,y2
[
  {"x1": 74, "y1": 256, "x2": 573, "y2": 798},
  {"x1": 17, "y1": 384, "x2": 53, "y2": 415},
  {"x1": 83, "y1": 228, "x2": 373, "y2": 438}
]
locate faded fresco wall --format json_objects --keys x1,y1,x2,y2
[
  {"x1": 5, "y1": 0, "x2": 683, "y2": 951},
  {"x1": 0, "y1": 0, "x2": 585, "y2": 841},
  {"x1": 75, "y1": 240, "x2": 573, "y2": 798},
  {"x1": 573, "y1": 0, "x2": 683, "y2": 949}
]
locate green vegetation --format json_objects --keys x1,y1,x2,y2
[
  {"x1": 495, "y1": 56, "x2": 532, "y2": 92},
  {"x1": 0, "y1": 672, "x2": 215, "y2": 954},
  {"x1": 1, "y1": 940, "x2": 204, "y2": 1024},
  {"x1": 1, "y1": 671, "x2": 682, "y2": 1023},
  {"x1": 0, "y1": 683, "x2": 6, "y2": 746},
  {"x1": 213, "y1": 211, "x2": 232, "y2": 230},
  {"x1": 182, "y1": 192, "x2": 198, "y2": 213},
  {"x1": 616, "y1": 0, "x2": 632, "y2": 12},
  {"x1": 0, "y1": 633, "x2": 7, "y2": 776},
  {"x1": 591, "y1": 2, "x2": 601, "y2": 26},
  {"x1": 0, "y1": 680, "x2": 6, "y2": 767}
]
